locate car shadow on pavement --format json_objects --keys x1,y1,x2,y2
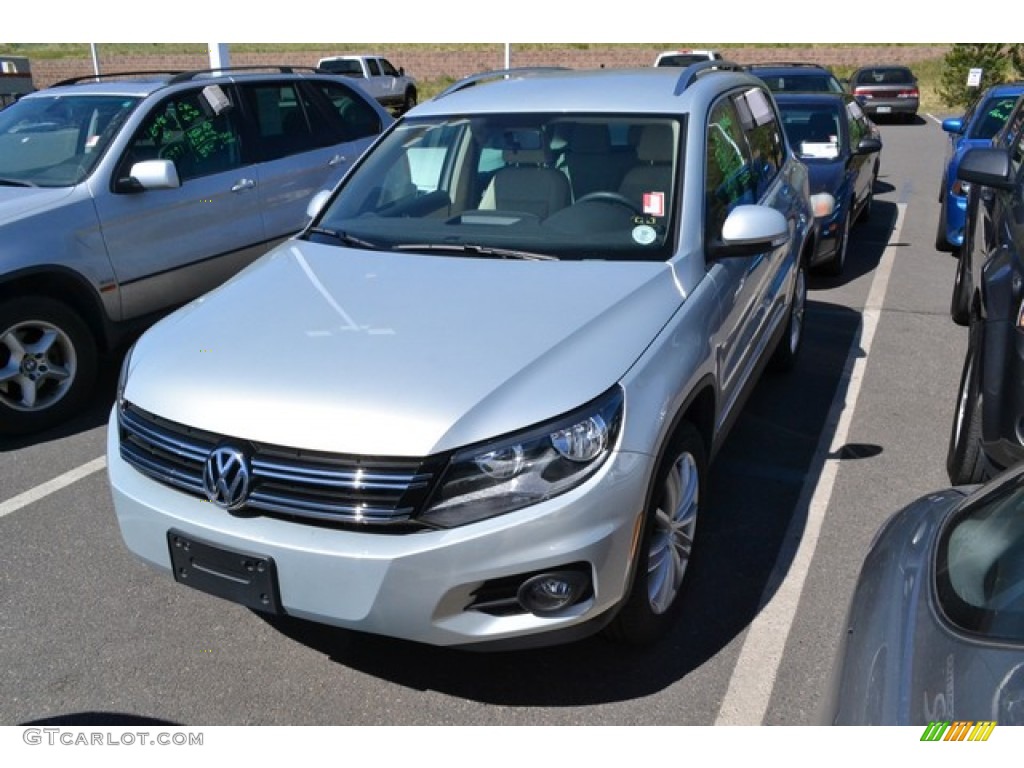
[
  {"x1": 20, "y1": 712, "x2": 181, "y2": 726},
  {"x1": 808, "y1": 198, "x2": 897, "y2": 290},
  {"x1": 256, "y1": 296, "x2": 868, "y2": 708}
]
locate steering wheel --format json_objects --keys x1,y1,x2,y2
[{"x1": 574, "y1": 191, "x2": 642, "y2": 215}]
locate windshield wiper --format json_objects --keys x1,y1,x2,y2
[
  {"x1": 306, "y1": 227, "x2": 384, "y2": 250},
  {"x1": 0, "y1": 178, "x2": 36, "y2": 187},
  {"x1": 393, "y1": 243, "x2": 558, "y2": 261}
]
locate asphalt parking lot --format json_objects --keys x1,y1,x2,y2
[{"x1": 0, "y1": 112, "x2": 965, "y2": 725}]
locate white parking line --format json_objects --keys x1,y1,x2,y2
[
  {"x1": 714, "y1": 203, "x2": 906, "y2": 725},
  {"x1": 0, "y1": 456, "x2": 107, "y2": 519}
]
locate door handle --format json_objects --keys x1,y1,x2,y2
[{"x1": 231, "y1": 178, "x2": 256, "y2": 192}]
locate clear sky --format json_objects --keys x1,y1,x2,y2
[{"x1": 4, "y1": 1, "x2": 1003, "y2": 44}]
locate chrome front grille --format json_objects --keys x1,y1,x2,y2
[{"x1": 118, "y1": 403, "x2": 440, "y2": 527}]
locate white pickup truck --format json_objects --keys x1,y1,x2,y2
[{"x1": 316, "y1": 54, "x2": 418, "y2": 114}]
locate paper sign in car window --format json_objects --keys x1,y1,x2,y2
[
  {"x1": 800, "y1": 141, "x2": 839, "y2": 160},
  {"x1": 202, "y1": 85, "x2": 232, "y2": 115}
]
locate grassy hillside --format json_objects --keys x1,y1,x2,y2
[{"x1": 0, "y1": 43, "x2": 956, "y2": 110}]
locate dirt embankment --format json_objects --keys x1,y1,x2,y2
[{"x1": 29, "y1": 45, "x2": 950, "y2": 88}]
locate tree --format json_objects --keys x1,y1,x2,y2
[{"x1": 939, "y1": 44, "x2": 1013, "y2": 108}]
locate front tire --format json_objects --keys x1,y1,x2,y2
[
  {"x1": 819, "y1": 210, "x2": 850, "y2": 277},
  {"x1": 857, "y1": 167, "x2": 877, "y2": 225},
  {"x1": 935, "y1": 193, "x2": 955, "y2": 253},
  {"x1": 947, "y1": 323, "x2": 990, "y2": 485},
  {"x1": 768, "y1": 262, "x2": 806, "y2": 372},
  {"x1": 605, "y1": 421, "x2": 706, "y2": 646},
  {"x1": 950, "y1": 252, "x2": 970, "y2": 326},
  {"x1": 401, "y1": 88, "x2": 417, "y2": 114},
  {"x1": 0, "y1": 296, "x2": 97, "y2": 436}
]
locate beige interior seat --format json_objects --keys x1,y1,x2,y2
[
  {"x1": 618, "y1": 124, "x2": 674, "y2": 208},
  {"x1": 479, "y1": 146, "x2": 571, "y2": 218}
]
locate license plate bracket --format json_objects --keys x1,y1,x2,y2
[{"x1": 167, "y1": 529, "x2": 281, "y2": 614}]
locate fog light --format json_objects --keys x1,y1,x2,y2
[{"x1": 517, "y1": 571, "x2": 590, "y2": 616}]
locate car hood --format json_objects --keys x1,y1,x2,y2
[
  {"x1": 0, "y1": 185, "x2": 75, "y2": 225},
  {"x1": 125, "y1": 241, "x2": 684, "y2": 456},
  {"x1": 804, "y1": 161, "x2": 847, "y2": 198},
  {"x1": 826, "y1": 488, "x2": 968, "y2": 725}
]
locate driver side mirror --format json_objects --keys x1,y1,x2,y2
[
  {"x1": 115, "y1": 159, "x2": 181, "y2": 193},
  {"x1": 709, "y1": 205, "x2": 790, "y2": 259},
  {"x1": 306, "y1": 189, "x2": 332, "y2": 219}
]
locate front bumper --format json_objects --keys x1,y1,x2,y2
[
  {"x1": 107, "y1": 410, "x2": 652, "y2": 648},
  {"x1": 942, "y1": 189, "x2": 969, "y2": 249},
  {"x1": 809, "y1": 208, "x2": 844, "y2": 267}
]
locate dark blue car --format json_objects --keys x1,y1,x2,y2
[
  {"x1": 775, "y1": 92, "x2": 882, "y2": 275},
  {"x1": 936, "y1": 82, "x2": 1024, "y2": 254}
]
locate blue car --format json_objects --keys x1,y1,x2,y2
[
  {"x1": 775, "y1": 92, "x2": 882, "y2": 276},
  {"x1": 936, "y1": 82, "x2": 1024, "y2": 253}
]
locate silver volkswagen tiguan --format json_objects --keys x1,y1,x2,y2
[{"x1": 109, "y1": 63, "x2": 821, "y2": 649}]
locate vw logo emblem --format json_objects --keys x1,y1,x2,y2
[{"x1": 202, "y1": 445, "x2": 252, "y2": 510}]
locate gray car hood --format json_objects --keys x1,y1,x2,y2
[
  {"x1": 0, "y1": 185, "x2": 75, "y2": 225},
  {"x1": 126, "y1": 240, "x2": 684, "y2": 456}
]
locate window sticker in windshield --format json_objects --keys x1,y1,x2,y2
[
  {"x1": 632, "y1": 225, "x2": 657, "y2": 245},
  {"x1": 643, "y1": 192, "x2": 665, "y2": 217}
]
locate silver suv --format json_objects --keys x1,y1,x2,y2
[
  {"x1": 0, "y1": 66, "x2": 391, "y2": 435},
  {"x1": 109, "y1": 64, "x2": 818, "y2": 649}
]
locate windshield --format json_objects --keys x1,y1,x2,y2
[
  {"x1": 757, "y1": 73, "x2": 844, "y2": 94},
  {"x1": 779, "y1": 104, "x2": 842, "y2": 160},
  {"x1": 657, "y1": 54, "x2": 712, "y2": 67},
  {"x1": 936, "y1": 473, "x2": 1024, "y2": 642},
  {"x1": 308, "y1": 113, "x2": 682, "y2": 262},
  {"x1": 854, "y1": 68, "x2": 914, "y2": 86},
  {"x1": 0, "y1": 94, "x2": 140, "y2": 187},
  {"x1": 968, "y1": 95, "x2": 1020, "y2": 140}
]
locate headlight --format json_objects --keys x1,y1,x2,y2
[
  {"x1": 116, "y1": 342, "x2": 135, "y2": 411},
  {"x1": 421, "y1": 386, "x2": 624, "y2": 528}
]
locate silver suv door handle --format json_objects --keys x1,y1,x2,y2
[{"x1": 231, "y1": 178, "x2": 256, "y2": 192}]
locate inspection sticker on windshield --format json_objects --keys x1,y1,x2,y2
[
  {"x1": 632, "y1": 225, "x2": 657, "y2": 245},
  {"x1": 643, "y1": 192, "x2": 665, "y2": 217}
]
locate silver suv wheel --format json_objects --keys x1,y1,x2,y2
[{"x1": 0, "y1": 297, "x2": 97, "y2": 435}]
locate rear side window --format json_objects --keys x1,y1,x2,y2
[
  {"x1": 241, "y1": 82, "x2": 336, "y2": 161},
  {"x1": 306, "y1": 80, "x2": 383, "y2": 143}
]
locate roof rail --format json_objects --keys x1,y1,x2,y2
[
  {"x1": 52, "y1": 70, "x2": 183, "y2": 87},
  {"x1": 434, "y1": 67, "x2": 571, "y2": 100},
  {"x1": 167, "y1": 65, "x2": 319, "y2": 84},
  {"x1": 674, "y1": 60, "x2": 746, "y2": 94},
  {"x1": 744, "y1": 62, "x2": 830, "y2": 70}
]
